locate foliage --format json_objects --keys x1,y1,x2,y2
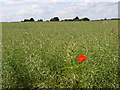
[{"x1": 2, "y1": 20, "x2": 118, "y2": 88}]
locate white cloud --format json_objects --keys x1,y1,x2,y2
[
  {"x1": 1, "y1": 2, "x2": 118, "y2": 22},
  {"x1": 53, "y1": 2, "x2": 118, "y2": 20},
  {"x1": 86, "y1": 0, "x2": 119, "y2": 2},
  {"x1": 15, "y1": 2, "x2": 57, "y2": 21},
  {"x1": 1, "y1": 0, "x2": 43, "y2": 4},
  {"x1": 52, "y1": 0, "x2": 82, "y2": 2},
  {"x1": 1, "y1": 0, "x2": 85, "y2": 5},
  {"x1": 17, "y1": 5, "x2": 43, "y2": 16},
  {"x1": 52, "y1": 0, "x2": 66, "y2": 2},
  {"x1": 2, "y1": 0, "x2": 24, "y2": 4},
  {"x1": 3, "y1": 1, "x2": 23, "y2": 4}
]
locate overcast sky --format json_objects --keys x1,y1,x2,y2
[{"x1": 0, "y1": 0, "x2": 119, "y2": 22}]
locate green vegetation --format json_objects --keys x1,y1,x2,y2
[
  {"x1": 2, "y1": 20, "x2": 118, "y2": 88},
  {"x1": 0, "y1": 23, "x2": 2, "y2": 90}
]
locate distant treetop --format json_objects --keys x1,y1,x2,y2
[{"x1": 22, "y1": 16, "x2": 91, "y2": 22}]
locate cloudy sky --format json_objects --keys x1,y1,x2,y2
[{"x1": 0, "y1": 0, "x2": 119, "y2": 22}]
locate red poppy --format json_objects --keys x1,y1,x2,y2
[{"x1": 78, "y1": 55, "x2": 88, "y2": 62}]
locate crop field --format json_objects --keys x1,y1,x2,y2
[{"x1": 2, "y1": 20, "x2": 119, "y2": 88}]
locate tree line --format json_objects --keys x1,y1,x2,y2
[
  {"x1": 21, "y1": 16, "x2": 120, "y2": 22},
  {"x1": 21, "y1": 16, "x2": 90, "y2": 22}
]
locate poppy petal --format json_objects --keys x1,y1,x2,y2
[{"x1": 78, "y1": 55, "x2": 88, "y2": 62}]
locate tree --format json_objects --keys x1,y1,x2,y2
[
  {"x1": 104, "y1": 18, "x2": 107, "y2": 20},
  {"x1": 73, "y1": 16, "x2": 79, "y2": 21},
  {"x1": 81, "y1": 17, "x2": 90, "y2": 21},
  {"x1": 38, "y1": 19, "x2": 43, "y2": 22},
  {"x1": 50, "y1": 17, "x2": 59, "y2": 21},
  {"x1": 53, "y1": 17, "x2": 59, "y2": 21},
  {"x1": 24, "y1": 19, "x2": 29, "y2": 22},
  {"x1": 50, "y1": 18, "x2": 54, "y2": 21},
  {"x1": 30, "y1": 18, "x2": 35, "y2": 22}
]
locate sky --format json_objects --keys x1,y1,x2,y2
[{"x1": 0, "y1": 0, "x2": 119, "y2": 22}]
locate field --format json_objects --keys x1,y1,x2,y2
[{"x1": 2, "y1": 20, "x2": 119, "y2": 88}]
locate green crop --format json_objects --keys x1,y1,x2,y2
[{"x1": 2, "y1": 20, "x2": 118, "y2": 88}]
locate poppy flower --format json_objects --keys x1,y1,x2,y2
[{"x1": 78, "y1": 55, "x2": 88, "y2": 62}]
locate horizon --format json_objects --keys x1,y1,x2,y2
[{"x1": 2, "y1": 16, "x2": 119, "y2": 22}]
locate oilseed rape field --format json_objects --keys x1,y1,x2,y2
[{"x1": 2, "y1": 20, "x2": 118, "y2": 88}]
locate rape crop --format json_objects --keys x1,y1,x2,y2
[{"x1": 2, "y1": 20, "x2": 118, "y2": 88}]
